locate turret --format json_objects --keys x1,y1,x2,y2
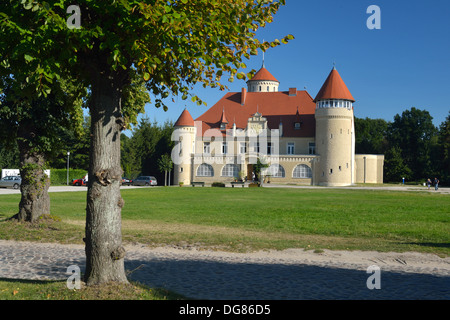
[
  {"x1": 246, "y1": 65, "x2": 279, "y2": 92},
  {"x1": 173, "y1": 109, "x2": 196, "y2": 186},
  {"x1": 314, "y1": 67, "x2": 355, "y2": 186}
]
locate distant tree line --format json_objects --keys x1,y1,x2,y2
[
  {"x1": 121, "y1": 118, "x2": 174, "y2": 184},
  {"x1": 355, "y1": 108, "x2": 449, "y2": 185},
  {"x1": 0, "y1": 116, "x2": 175, "y2": 185},
  {"x1": 0, "y1": 114, "x2": 89, "y2": 175}
]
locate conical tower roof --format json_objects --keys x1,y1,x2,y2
[
  {"x1": 314, "y1": 68, "x2": 355, "y2": 102},
  {"x1": 174, "y1": 109, "x2": 195, "y2": 127},
  {"x1": 247, "y1": 67, "x2": 279, "y2": 83}
]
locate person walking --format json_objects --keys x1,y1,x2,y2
[
  {"x1": 434, "y1": 177, "x2": 439, "y2": 191},
  {"x1": 427, "y1": 178, "x2": 431, "y2": 190}
]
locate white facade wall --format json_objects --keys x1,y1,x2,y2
[{"x1": 315, "y1": 106, "x2": 354, "y2": 186}]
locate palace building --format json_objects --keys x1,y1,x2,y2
[{"x1": 172, "y1": 65, "x2": 384, "y2": 186}]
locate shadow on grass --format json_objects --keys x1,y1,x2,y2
[
  {"x1": 0, "y1": 277, "x2": 185, "y2": 300},
  {"x1": 405, "y1": 242, "x2": 450, "y2": 249}
]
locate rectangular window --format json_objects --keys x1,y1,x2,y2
[
  {"x1": 287, "y1": 142, "x2": 295, "y2": 155},
  {"x1": 240, "y1": 142, "x2": 247, "y2": 154},
  {"x1": 308, "y1": 142, "x2": 316, "y2": 155},
  {"x1": 222, "y1": 142, "x2": 228, "y2": 154},
  {"x1": 267, "y1": 142, "x2": 273, "y2": 155},
  {"x1": 203, "y1": 142, "x2": 210, "y2": 154}
]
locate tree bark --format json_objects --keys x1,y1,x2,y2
[
  {"x1": 15, "y1": 127, "x2": 50, "y2": 223},
  {"x1": 84, "y1": 69, "x2": 128, "y2": 285}
]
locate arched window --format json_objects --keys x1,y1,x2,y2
[
  {"x1": 267, "y1": 164, "x2": 285, "y2": 178},
  {"x1": 293, "y1": 164, "x2": 312, "y2": 178},
  {"x1": 221, "y1": 164, "x2": 239, "y2": 177},
  {"x1": 197, "y1": 163, "x2": 214, "y2": 177}
]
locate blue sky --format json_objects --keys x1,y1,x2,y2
[{"x1": 131, "y1": 0, "x2": 450, "y2": 132}]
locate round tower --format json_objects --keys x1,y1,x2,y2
[
  {"x1": 173, "y1": 109, "x2": 196, "y2": 186},
  {"x1": 246, "y1": 64, "x2": 279, "y2": 92},
  {"x1": 314, "y1": 67, "x2": 355, "y2": 186}
]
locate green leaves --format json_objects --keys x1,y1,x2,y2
[
  {"x1": 24, "y1": 54, "x2": 34, "y2": 62},
  {"x1": 1, "y1": 0, "x2": 292, "y2": 125},
  {"x1": 281, "y1": 34, "x2": 295, "y2": 44}
]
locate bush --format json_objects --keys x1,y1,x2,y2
[
  {"x1": 211, "y1": 182, "x2": 225, "y2": 188},
  {"x1": 49, "y1": 168, "x2": 87, "y2": 185}
]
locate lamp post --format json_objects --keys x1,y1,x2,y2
[{"x1": 67, "y1": 151, "x2": 70, "y2": 185}]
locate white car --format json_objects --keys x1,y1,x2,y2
[{"x1": 0, "y1": 176, "x2": 22, "y2": 189}]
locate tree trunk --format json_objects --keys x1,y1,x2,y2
[
  {"x1": 84, "y1": 70, "x2": 128, "y2": 285},
  {"x1": 15, "y1": 127, "x2": 50, "y2": 222}
]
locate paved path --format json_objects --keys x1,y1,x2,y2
[
  {"x1": 0, "y1": 240, "x2": 448, "y2": 300},
  {"x1": 262, "y1": 183, "x2": 450, "y2": 194},
  {"x1": 0, "y1": 185, "x2": 141, "y2": 195},
  {"x1": 1, "y1": 185, "x2": 449, "y2": 195}
]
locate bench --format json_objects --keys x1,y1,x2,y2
[
  {"x1": 231, "y1": 181, "x2": 245, "y2": 188},
  {"x1": 191, "y1": 181, "x2": 205, "y2": 187}
]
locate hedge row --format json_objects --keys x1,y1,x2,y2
[
  {"x1": 49, "y1": 168, "x2": 87, "y2": 185},
  {"x1": 211, "y1": 182, "x2": 225, "y2": 187}
]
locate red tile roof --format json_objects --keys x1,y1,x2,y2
[
  {"x1": 174, "y1": 109, "x2": 195, "y2": 127},
  {"x1": 195, "y1": 90, "x2": 316, "y2": 137},
  {"x1": 314, "y1": 68, "x2": 355, "y2": 102},
  {"x1": 247, "y1": 67, "x2": 279, "y2": 83}
]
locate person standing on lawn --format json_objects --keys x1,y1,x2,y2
[{"x1": 434, "y1": 177, "x2": 439, "y2": 191}]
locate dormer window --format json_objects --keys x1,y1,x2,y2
[{"x1": 294, "y1": 122, "x2": 301, "y2": 130}]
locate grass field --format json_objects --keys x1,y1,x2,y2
[
  {"x1": 0, "y1": 187, "x2": 448, "y2": 256},
  {"x1": 0, "y1": 278, "x2": 184, "y2": 300}
]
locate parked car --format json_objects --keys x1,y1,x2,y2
[
  {"x1": 72, "y1": 176, "x2": 87, "y2": 186},
  {"x1": 0, "y1": 176, "x2": 22, "y2": 189},
  {"x1": 133, "y1": 176, "x2": 157, "y2": 186},
  {"x1": 122, "y1": 177, "x2": 133, "y2": 186}
]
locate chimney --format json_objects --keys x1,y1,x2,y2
[
  {"x1": 241, "y1": 87, "x2": 247, "y2": 105},
  {"x1": 289, "y1": 88, "x2": 297, "y2": 96}
]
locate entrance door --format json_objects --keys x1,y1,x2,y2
[{"x1": 247, "y1": 164, "x2": 253, "y2": 181}]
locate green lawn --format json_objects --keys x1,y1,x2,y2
[
  {"x1": 0, "y1": 278, "x2": 184, "y2": 300},
  {"x1": 0, "y1": 187, "x2": 449, "y2": 256}
]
